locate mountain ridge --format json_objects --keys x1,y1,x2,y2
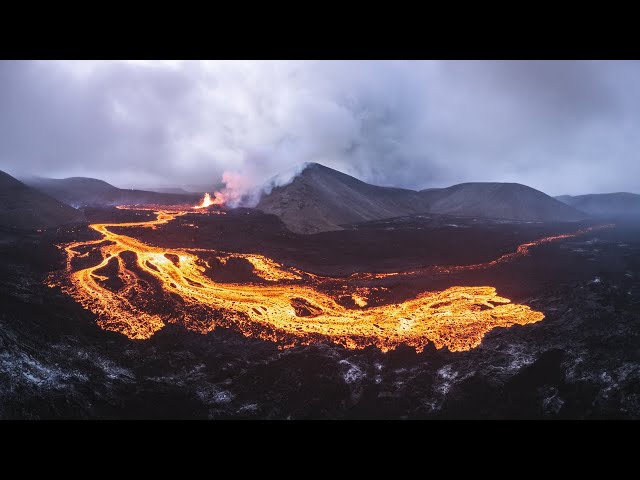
[
  {"x1": 256, "y1": 163, "x2": 433, "y2": 233},
  {"x1": 556, "y1": 192, "x2": 640, "y2": 217},
  {"x1": 0, "y1": 170, "x2": 85, "y2": 230},
  {"x1": 422, "y1": 181, "x2": 586, "y2": 222},
  {"x1": 23, "y1": 176, "x2": 201, "y2": 207},
  {"x1": 257, "y1": 163, "x2": 587, "y2": 233}
]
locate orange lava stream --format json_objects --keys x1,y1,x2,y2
[
  {"x1": 50, "y1": 208, "x2": 610, "y2": 352},
  {"x1": 349, "y1": 224, "x2": 613, "y2": 280}
]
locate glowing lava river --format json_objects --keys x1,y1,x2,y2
[{"x1": 49, "y1": 205, "x2": 611, "y2": 353}]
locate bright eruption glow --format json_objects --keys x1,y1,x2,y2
[
  {"x1": 193, "y1": 192, "x2": 225, "y2": 209},
  {"x1": 193, "y1": 192, "x2": 214, "y2": 209},
  {"x1": 49, "y1": 207, "x2": 611, "y2": 352}
]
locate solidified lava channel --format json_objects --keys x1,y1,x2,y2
[{"x1": 49, "y1": 204, "x2": 611, "y2": 352}]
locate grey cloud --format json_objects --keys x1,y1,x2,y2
[{"x1": 0, "y1": 60, "x2": 638, "y2": 197}]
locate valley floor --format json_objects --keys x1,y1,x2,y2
[{"x1": 0, "y1": 212, "x2": 639, "y2": 419}]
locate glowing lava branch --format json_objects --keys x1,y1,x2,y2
[
  {"x1": 51, "y1": 208, "x2": 610, "y2": 352},
  {"x1": 349, "y1": 224, "x2": 614, "y2": 280}
]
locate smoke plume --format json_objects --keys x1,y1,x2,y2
[{"x1": 1, "y1": 60, "x2": 640, "y2": 197}]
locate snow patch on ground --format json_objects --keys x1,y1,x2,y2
[
  {"x1": 435, "y1": 365, "x2": 459, "y2": 396},
  {"x1": 423, "y1": 363, "x2": 477, "y2": 413},
  {"x1": 339, "y1": 359, "x2": 365, "y2": 384},
  {"x1": 505, "y1": 345, "x2": 536, "y2": 372},
  {"x1": 564, "y1": 353, "x2": 586, "y2": 382},
  {"x1": 565, "y1": 359, "x2": 639, "y2": 404},
  {"x1": 237, "y1": 403, "x2": 259, "y2": 414},
  {"x1": 93, "y1": 355, "x2": 134, "y2": 380},
  {"x1": 197, "y1": 384, "x2": 234, "y2": 404},
  {"x1": 0, "y1": 351, "x2": 88, "y2": 388}
]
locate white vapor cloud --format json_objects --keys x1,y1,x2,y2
[{"x1": 1, "y1": 60, "x2": 639, "y2": 198}]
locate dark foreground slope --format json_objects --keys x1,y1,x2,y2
[
  {"x1": 557, "y1": 192, "x2": 640, "y2": 218},
  {"x1": 24, "y1": 176, "x2": 201, "y2": 207},
  {"x1": 257, "y1": 164, "x2": 586, "y2": 234},
  {"x1": 256, "y1": 163, "x2": 430, "y2": 233},
  {"x1": 0, "y1": 170, "x2": 84, "y2": 230}
]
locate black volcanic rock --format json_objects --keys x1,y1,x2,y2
[
  {"x1": 0, "y1": 202, "x2": 639, "y2": 419},
  {"x1": 556, "y1": 192, "x2": 640, "y2": 217},
  {"x1": 23, "y1": 176, "x2": 201, "y2": 207},
  {"x1": 256, "y1": 163, "x2": 587, "y2": 233},
  {"x1": 422, "y1": 182, "x2": 587, "y2": 222},
  {"x1": 0, "y1": 170, "x2": 85, "y2": 230}
]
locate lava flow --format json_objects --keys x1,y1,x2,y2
[
  {"x1": 49, "y1": 204, "x2": 608, "y2": 353},
  {"x1": 349, "y1": 224, "x2": 613, "y2": 280}
]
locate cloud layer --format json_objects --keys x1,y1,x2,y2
[{"x1": 1, "y1": 60, "x2": 639, "y2": 196}]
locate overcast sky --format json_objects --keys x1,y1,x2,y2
[{"x1": 0, "y1": 60, "x2": 638, "y2": 196}]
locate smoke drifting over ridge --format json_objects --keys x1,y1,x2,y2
[
  {"x1": 1, "y1": 60, "x2": 640, "y2": 198},
  {"x1": 216, "y1": 162, "x2": 310, "y2": 207}
]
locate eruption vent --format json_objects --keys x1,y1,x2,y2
[{"x1": 193, "y1": 192, "x2": 225, "y2": 209}]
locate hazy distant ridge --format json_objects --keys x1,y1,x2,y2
[
  {"x1": 0, "y1": 170, "x2": 85, "y2": 230},
  {"x1": 423, "y1": 182, "x2": 585, "y2": 222},
  {"x1": 23, "y1": 176, "x2": 201, "y2": 208},
  {"x1": 555, "y1": 192, "x2": 640, "y2": 217}
]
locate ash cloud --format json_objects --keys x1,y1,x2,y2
[{"x1": 1, "y1": 60, "x2": 639, "y2": 199}]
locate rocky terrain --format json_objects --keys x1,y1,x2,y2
[
  {"x1": 2, "y1": 163, "x2": 638, "y2": 419},
  {"x1": 0, "y1": 207, "x2": 638, "y2": 419}
]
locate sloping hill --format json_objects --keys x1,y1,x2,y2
[
  {"x1": 422, "y1": 182, "x2": 587, "y2": 222},
  {"x1": 23, "y1": 176, "x2": 201, "y2": 207},
  {"x1": 0, "y1": 170, "x2": 85, "y2": 230},
  {"x1": 142, "y1": 187, "x2": 191, "y2": 195},
  {"x1": 256, "y1": 163, "x2": 431, "y2": 233},
  {"x1": 556, "y1": 192, "x2": 640, "y2": 217},
  {"x1": 257, "y1": 164, "x2": 587, "y2": 233}
]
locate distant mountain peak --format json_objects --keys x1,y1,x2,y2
[
  {"x1": 556, "y1": 192, "x2": 640, "y2": 217},
  {"x1": 0, "y1": 170, "x2": 85, "y2": 230},
  {"x1": 296, "y1": 162, "x2": 347, "y2": 178},
  {"x1": 257, "y1": 164, "x2": 587, "y2": 234},
  {"x1": 22, "y1": 175, "x2": 200, "y2": 208},
  {"x1": 302, "y1": 161, "x2": 322, "y2": 170}
]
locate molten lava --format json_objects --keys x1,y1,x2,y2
[
  {"x1": 193, "y1": 192, "x2": 214, "y2": 209},
  {"x1": 193, "y1": 192, "x2": 221, "y2": 209},
  {"x1": 50, "y1": 207, "x2": 610, "y2": 352},
  {"x1": 193, "y1": 192, "x2": 227, "y2": 209}
]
